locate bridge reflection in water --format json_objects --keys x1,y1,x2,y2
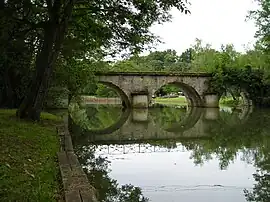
[{"x1": 70, "y1": 104, "x2": 253, "y2": 149}]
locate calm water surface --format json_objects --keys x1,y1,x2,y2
[{"x1": 70, "y1": 104, "x2": 270, "y2": 202}]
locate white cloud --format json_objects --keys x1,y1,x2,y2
[{"x1": 147, "y1": 0, "x2": 258, "y2": 54}]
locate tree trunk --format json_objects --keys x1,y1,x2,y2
[
  {"x1": 17, "y1": 0, "x2": 74, "y2": 121},
  {"x1": 16, "y1": 25, "x2": 57, "y2": 120},
  {"x1": 2, "y1": 69, "x2": 14, "y2": 108}
]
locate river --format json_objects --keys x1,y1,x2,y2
[{"x1": 69, "y1": 103, "x2": 270, "y2": 202}]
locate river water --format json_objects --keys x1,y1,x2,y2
[{"x1": 69, "y1": 104, "x2": 270, "y2": 202}]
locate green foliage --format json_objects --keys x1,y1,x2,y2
[
  {"x1": 44, "y1": 87, "x2": 69, "y2": 109},
  {"x1": 110, "y1": 39, "x2": 270, "y2": 103},
  {"x1": 178, "y1": 38, "x2": 270, "y2": 105},
  {"x1": 95, "y1": 84, "x2": 118, "y2": 98},
  {"x1": 53, "y1": 58, "x2": 108, "y2": 97},
  {"x1": 0, "y1": 0, "x2": 46, "y2": 108},
  {"x1": 208, "y1": 66, "x2": 270, "y2": 106},
  {"x1": 248, "y1": 0, "x2": 270, "y2": 53},
  {"x1": 1, "y1": 0, "x2": 190, "y2": 120},
  {"x1": 0, "y1": 35, "x2": 34, "y2": 108},
  {"x1": 219, "y1": 97, "x2": 240, "y2": 107},
  {"x1": 111, "y1": 49, "x2": 189, "y2": 72},
  {"x1": 155, "y1": 84, "x2": 181, "y2": 96}
]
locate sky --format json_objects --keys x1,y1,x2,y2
[{"x1": 147, "y1": 0, "x2": 259, "y2": 55}]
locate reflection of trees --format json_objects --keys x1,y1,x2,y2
[
  {"x1": 244, "y1": 171, "x2": 270, "y2": 202},
  {"x1": 180, "y1": 122, "x2": 266, "y2": 170},
  {"x1": 243, "y1": 136, "x2": 270, "y2": 202},
  {"x1": 181, "y1": 139, "x2": 262, "y2": 169},
  {"x1": 176, "y1": 109, "x2": 270, "y2": 202},
  {"x1": 149, "y1": 107, "x2": 270, "y2": 202},
  {"x1": 75, "y1": 145, "x2": 149, "y2": 202},
  {"x1": 136, "y1": 108, "x2": 270, "y2": 170},
  {"x1": 149, "y1": 106, "x2": 188, "y2": 129},
  {"x1": 150, "y1": 108, "x2": 270, "y2": 202},
  {"x1": 219, "y1": 108, "x2": 243, "y2": 125},
  {"x1": 179, "y1": 110, "x2": 270, "y2": 169},
  {"x1": 69, "y1": 104, "x2": 122, "y2": 130}
]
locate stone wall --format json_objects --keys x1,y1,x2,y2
[{"x1": 57, "y1": 123, "x2": 98, "y2": 202}]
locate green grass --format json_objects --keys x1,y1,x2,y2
[
  {"x1": 154, "y1": 96, "x2": 241, "y2": 107},
  {"x1": 154, "y1": 97, "x2": 187, "y2": 105},
  {"x1": 0, "y1": 109, "x2": 62, "y2": 202}
]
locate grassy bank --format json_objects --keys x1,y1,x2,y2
[
  {"x1": 0, "y1": 109, "x2": 62, "y2": 201},
  {"x1": 154, "y1": 96, "x2": 187, "y2": 105},
  {"x1": 154, "y1": 96, "x2": 240, "y2": 107}
]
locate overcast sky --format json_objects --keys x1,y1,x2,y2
[{"x1": 147, "y1": 0, "x2": 258, "y2": 54}]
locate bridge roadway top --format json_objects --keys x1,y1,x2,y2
[{"x1": 94, "y1": 71, "x2": 212, "y2": 77}]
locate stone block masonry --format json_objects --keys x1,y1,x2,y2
[
  {"x1": 95, "y1": 71, "x2": 220, "y2": 108},
  {"x1": 57, "y1": 124, "x2": 98, "y2": 202}
]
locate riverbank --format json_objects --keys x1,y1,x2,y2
[
  {"x1": 0, "y1": 109, "x2": 62, "y2": 201},
  {"x1": 154, "y1": 97, "x2": 187, "y2": 105},
  {"x1": 154, "y1": 96, "x2": 239, "y2": 107}
]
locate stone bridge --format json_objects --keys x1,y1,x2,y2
[{"x1": 95, "y1": 72, "x2": 219, "y2": 108}]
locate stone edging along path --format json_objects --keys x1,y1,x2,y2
[{"x1": 57, "y1": 123, "x2": 98, "y2": 202}]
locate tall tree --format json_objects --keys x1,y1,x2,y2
[
  {"x1": 0, "y1": 0, "x2": 38, "y2": 108},
  {"x1": 1, "y1": 0, "x2": 190, "y2": 120},
  {"x1": 249, "y1": 0, "x2": 270, "y2": 53}
]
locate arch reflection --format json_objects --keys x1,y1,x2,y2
[{"x1": 70, "y1": 104, "x2": 254, "y2": 148}]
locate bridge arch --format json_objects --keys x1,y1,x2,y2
[
  {"x1": 70, "y1": 107, "x2": 131, "y2": 146},
  {"x1": 152, "y1": 81, "x2": 203, "y2": 107},
  {"x1": 84, "y1": 107, "x2": 131, "y2": 135},
  {"x1": 239, "y1": 89, "x2": 252, "y2": 106},
  {"x1": 96, "y1": 72, "x2": 212, "y2": 108},
  {"x1": 218, "y1": 86, "x2": 252, "y2": 107},
  {"x1": 218, "y1": 105, "x2": 253, "y2": 127},
  {"x1": 92, "y1": 106, "x2": 203, "y2": 136},
  {"x1": 71, "y1": 106, "x2": 205, "y2": 146},
  {"x1": 97, "y1": 81, "x2": 131, "y2": 107}
]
